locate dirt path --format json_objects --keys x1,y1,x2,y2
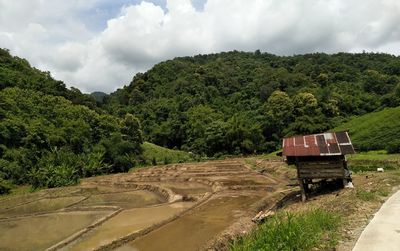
[{"x1": 1, "y1": 158, "x2": 292, "y2": 251}]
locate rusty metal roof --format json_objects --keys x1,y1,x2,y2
[{"x1": 282, "y1": 131, "x2": 355, "y2": 157}]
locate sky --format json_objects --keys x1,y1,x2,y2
[{"x1": 1, "y1": 0, "x2": 400, "y2": 93}]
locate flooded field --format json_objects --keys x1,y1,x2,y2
[
  {"x1": 0, "y1": 211, "x2": 111, "y2": 251},
  {"x1": 0, "y1": 196, "x2": 85, "y2": 218},
  {"x1": 75, "y1": 190, "x2": 165, "y2": 209},
  {"x1": 64, "y1": 202, "x2": 194, "y2": 251},
  {"x1": 1, "y1": 158, "x2": 291, "y2": 251},
  {"x1": 118, "y1": 195, "x2": 261, "y2": 251}
]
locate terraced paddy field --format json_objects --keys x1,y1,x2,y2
[{"x1": 0, "y1": 158, "x2": 293, "y2": 251}]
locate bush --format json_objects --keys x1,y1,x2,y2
[
  {"x1": 82, "y1": 149, "x2": 111, "y2": 177},
  {"x1": 0, "y1": 178, "x2": 12, "y2": 194},
  {"x1": 29, "y1": 163, "x2": 79, "y2": 188},
  {"x1": 386, "y1": 140, "x2": 400, "y2": 154},
  {"x1": 101, "y1": 134, "x2": 139, "y2": 172},
  {"x1": 28, "y1": 148, "x2": 81, "y2": 188}
]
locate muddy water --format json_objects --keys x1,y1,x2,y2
[
  {"x1": 0, "y1": 196, "x2": 85, "y2": 218},
  {"x1": 75, "y1": 190, "x2": 165, "y2": 209},
  {"x1": 116, "y1": 195, "x2": 259, "y2": 251},
  {"x1": 0, "y1": 211, "x2": 110, "y2": 251},
  {"x1": 0, "y1": 191, "x2": 50, "y2": 212},
  {"x1": 162, "y1": 182, "x2": 212, "y2": 196},
  {"x1": 64, "y1": 202, "x2": 194, "y2": 251}
]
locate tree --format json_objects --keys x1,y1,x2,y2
[
  {"x1": 121, "y1": 113, "x2": 143, "y2": 147},
  {"x1": 292, "y1": 92, "x2": 318, "y2": 116},
  {"x1": 265, "y1": 90, "x2": 294, "y2": 136}
]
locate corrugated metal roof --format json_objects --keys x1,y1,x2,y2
[{"x1": 282, "y1": 131, "x2": 355, "y2": 157}]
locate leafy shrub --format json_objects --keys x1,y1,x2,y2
[
  {"x1": 386, "y1": 140, "x2": 400, "y2": 154},
  {"x1": 101, "y1": 134, "x2": 139, "y2": 172},
  {"x1": 29, "y1": 163, "x2": 79, "y2": 188},
  {"x1": 82, "y1": 148, "x2": 111, "y2": 177},
  {"x1": 28, "y1": 148, "x2": 81, "y2": 188},
  {"x1": 0, "y1": 178, "x2": 12, "y2": 194}
]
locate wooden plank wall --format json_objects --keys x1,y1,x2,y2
[{"x1": 297, "y1": 160, "x2": 345, "y2": 179}]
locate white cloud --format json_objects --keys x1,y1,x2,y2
[{"x1": 0, "y1": 0, "x2": 400, "y2": 93}]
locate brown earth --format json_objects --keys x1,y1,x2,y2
[{"x1": 0, "y1": 158, "x2": 295, "y2": 251}]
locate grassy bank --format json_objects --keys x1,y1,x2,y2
[
  {"x1": 334, "y1": 106, "x2": 400, "y2": 152},
  {"x1": 142, "y1": 142, "x2": 197, "y2": 165},
  {"x1": 231, "y1": 209, "x2": 340, "y2": 251},
  {"x1": 347, "y1": 151, "x2": 400, "y2": 173}
]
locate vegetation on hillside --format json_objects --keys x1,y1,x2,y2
[
  {"x1": 142, "y1": 142, "x2": 196, "y2": 165},
  {"x1": 2, "y1": 48, "x2": 400, "y2": 193},
  {"x1": 0, "y1": 48, "x2": 148, "y2": 193},
  {"x1": 0, "y1": 87, "x2": 143, "y2": 191},
  {"x1": 334, "y1": 106, "x2": 400, "y2": 153},
  {"x1": 104, "y1": 51, "x2": 400, "y2": 156}
]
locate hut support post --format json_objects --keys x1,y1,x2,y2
[
  {"x1": 298, "y1": 179, "x2": 307, "y2": 202},
  {"x1": 295, "y1": 157, "x2": 307, "y2": 202}
]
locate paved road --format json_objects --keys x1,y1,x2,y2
[{"x1": 353, "y1": 190, "x2": 400, "y2": 251}]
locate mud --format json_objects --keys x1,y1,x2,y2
[
  {"x1": 117, "y1": 195, "x2": 261, "y2": 251},
  {"x1": 0, "y1": 211, "x2": 110, "y2": 251},
  {"x1": 0, "y1": 192, "x2": 46, "y2": 212},
  {"x1": 1, "y1": 158, "x2": 291, "y2": 251},
  {"x1": 74, "y1": 190, "x2": 165, "y2": 209},
  {"x1": 63, "y1": 202, "x2": 194, "y2": 251},
  {"x1": 0, "y1": 196, "x2": 86, "y2": 218}
]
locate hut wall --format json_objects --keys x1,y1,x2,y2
[{"x1": 295, "y1": 155, "x2": 345, "y2": 179}]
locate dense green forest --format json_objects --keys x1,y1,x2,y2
[
  {"x1": 104, "y1": 51, "x2": 400, "y2": 156},
  {"x1": 0, "y1": 48, "x2": 143, "y2": 192},
  {"x1": 2, "y1": 48, "x2": 400, "y2": 193},
  {"x1": 335, "y1": 106, "x2": 400, "y2": 153}
]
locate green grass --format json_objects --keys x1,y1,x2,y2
[
  {"x1": 261, "y1": 150, "x2": 282, "y2": 159},
  {"x1": 141, "y1": 142, "x2": 196, "y2": 165},
  {"x1": 231, "y1": 209, "x2": 340, "y2": 251},
  {"x1": 356, "y1": 189, "x2": 377, "y2": 201},
  {"x1": 347, "y1": 150, "x2": 400, "y2": 161},
  {"x1": 346, "y1": 151, "x2": 400, "y2": 173},
  {"x1": 356, "y1": 187, "x2": 390, "y2": 201},
  {"x1": 334, "y1": 106, "x2": 400, "y2": 152}
]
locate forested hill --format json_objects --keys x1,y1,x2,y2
[
  {"x1": 0, "y1": 49, "x2": 144, "y2": 192},
  {"x1": 104, "y1": 51, "x2": 400, "y2": 156},
  {"x1": 0, "y1": 48, "x2": 97, "y2": 108}
]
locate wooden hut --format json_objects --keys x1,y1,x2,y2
[{"x1": 282, "y1": 131, "x2": 355, "y2": 201}]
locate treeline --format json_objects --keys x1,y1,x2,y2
[
  {"x1": 104, "y1": 51, "x2": 400, "y2": 156},
  {"x1": 0, "y1": 48, "x2": 98, "y2": 109}
]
